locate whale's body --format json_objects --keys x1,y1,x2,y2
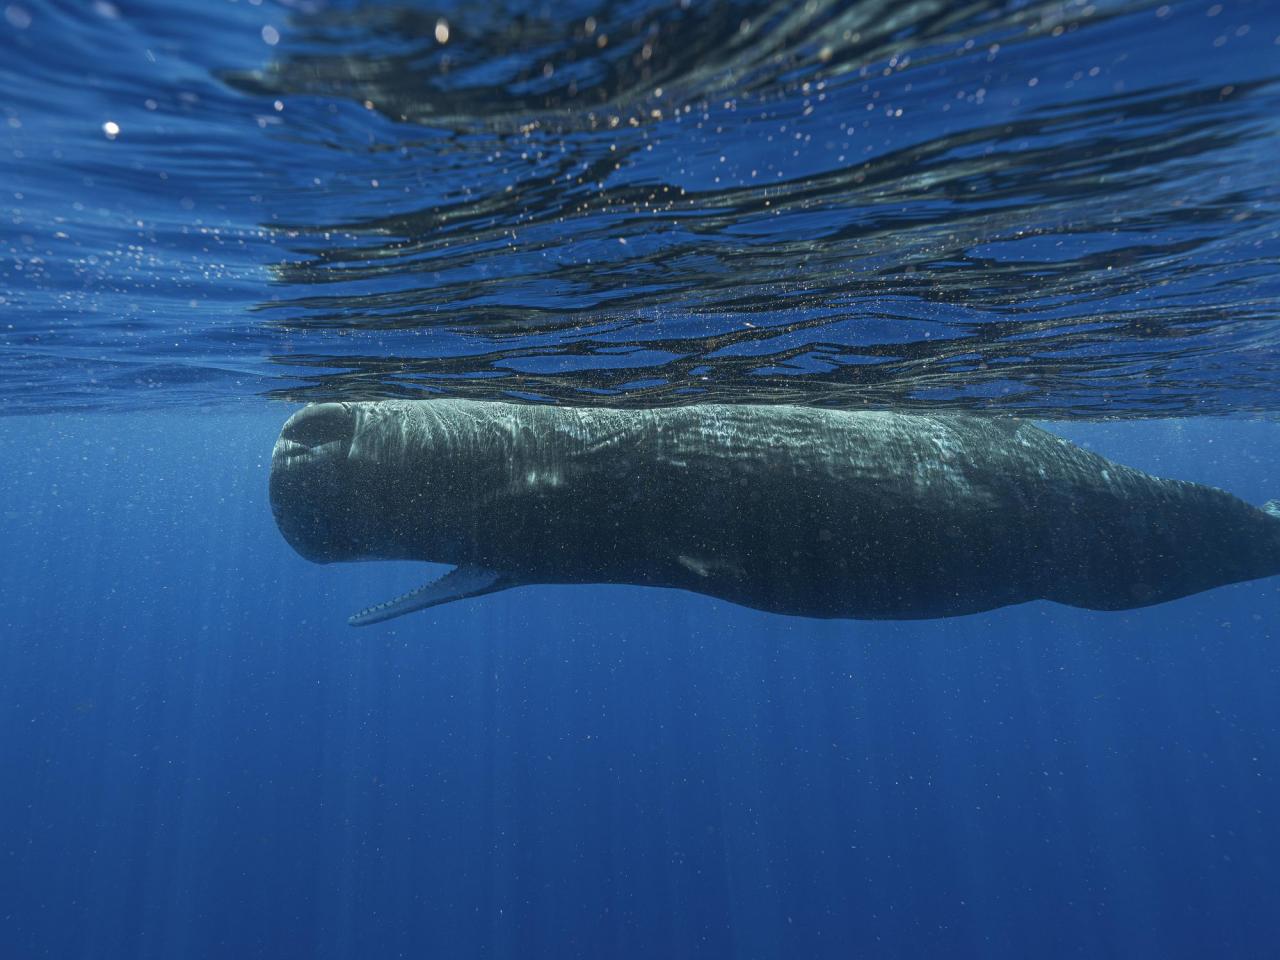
[{"x1": 269, "y1": 400, "x2": 1280, "y2": 625}]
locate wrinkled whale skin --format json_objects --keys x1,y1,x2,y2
[{"x1": 270, "y1": 400, "x2": 1280, "y2": 623}]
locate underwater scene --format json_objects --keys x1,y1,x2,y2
[{"x1": 2, "y1": 0, "x2": 1279, "y2": 956}]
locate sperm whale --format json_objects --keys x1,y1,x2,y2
[{"x1": 269, "y1": 400, "x2": 1280, "y2": 626}]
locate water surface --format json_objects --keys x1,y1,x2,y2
[{"x1": 3, "y1": 0, "x2": 1278, "y2": 414}]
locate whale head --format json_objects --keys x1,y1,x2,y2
[
  {"x1": 271, "y1": 400, "x2": 480, "y2": 568},
  {"x1": 270, "y1": 402, "x2": 369, "y2": 563}
]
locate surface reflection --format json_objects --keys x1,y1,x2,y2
[{"x1": 231, "y1": 0, "x2": 1280, "y2": 415}]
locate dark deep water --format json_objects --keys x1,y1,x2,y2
[
  {"x1": 3, "y1": 0, "x2": 1280, "y2": 957},
  {"x1": 3, "y1": 412, "x2": 1280, "y2": 957}
]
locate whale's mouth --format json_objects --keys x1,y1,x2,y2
[{"x1": 270, "y1": 403, "x2": 360, "y2": 563}]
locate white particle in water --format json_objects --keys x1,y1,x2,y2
[
  {"x1": 4, "y1": 5, "x2": 31, "y2": 29},
  {"x1": 434, "y1": 18, "x2": 449, "y2": 44},
  {"x1": 102, "y1": 121, "x2": 120, "y2": 139},
  {"x1": 261, "y1": 24, "x2": 279, "y2": 45}
]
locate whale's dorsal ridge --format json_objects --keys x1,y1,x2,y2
[{"x1": 349, "y1": 564, "x2": 515, "y2": 627}]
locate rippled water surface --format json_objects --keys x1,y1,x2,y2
[{"x1": 2, "y1": 0, "x2": 1278, "y2": 415}]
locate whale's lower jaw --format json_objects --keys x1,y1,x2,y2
[{"x1": 348, "y1": 565, "x2": 516, "y2": 626}]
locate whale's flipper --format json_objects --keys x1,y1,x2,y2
[
  {"x1": 1265, "y1": 500, "x2": 1280, "y2": 519},
  {"x1": 349, "y1": 565, "x2": 515, "y2": 627}
]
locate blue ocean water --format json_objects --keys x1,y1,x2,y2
[{"x1": 2, "y1": 0, "x2": 1280, "y2": 957}]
